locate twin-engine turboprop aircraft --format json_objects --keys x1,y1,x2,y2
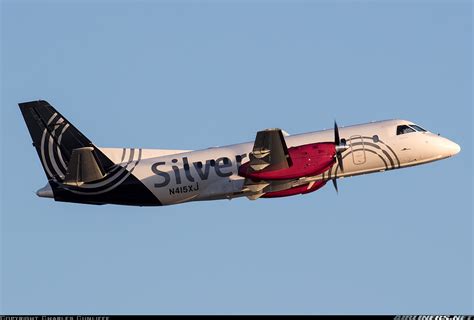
[{"x1": 20, "y1": 100, "x2": 461, "y2": 206}]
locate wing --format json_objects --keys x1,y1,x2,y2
[
  {"x1": 245, "y1": 128, "x2": 292, "y2": 174},
  {"x1": 241, "y1": 128, "x2": 293, "y2": 199},
  {"x1": 239, "y1": 128, "x2": 332, "y2": 199}
]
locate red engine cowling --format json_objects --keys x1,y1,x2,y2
[
  {"x1": 239, "y1": 142, "x2": 336, "y2": 180},
  {"x1": 262, "y1": 180, "x2": 327, "y2": 198}
]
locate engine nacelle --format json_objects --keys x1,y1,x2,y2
[
  {"x1": 262, "y1": 180, "x2": 326, "y2": 198},
  {"x1": 239, "y1": 142, "x2": 336, "y2": 180}
]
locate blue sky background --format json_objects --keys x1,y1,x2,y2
[{"x1": 1, "y1": 0, "x2": 472, "y2": 315}]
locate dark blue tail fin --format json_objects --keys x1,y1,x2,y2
[{"x1": 19, "y1": 100, "x2": 114, "y2": 181}]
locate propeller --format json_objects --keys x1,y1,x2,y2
[
  {"x1": 332, "y1": 121, "x2": 348, "y2": 193},
  {"x1": 332, "y1": 178, "x2": 338, "y2": 193},
  {"x1": 334, "y1": 121, "x2": 347, "y2": 172}
]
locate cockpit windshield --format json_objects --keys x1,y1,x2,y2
[
  {"x1": 396, "y1": 125, "x2": 415, "y2": 135},
  {"x1": 410, "y1": 125, "x2": 427, "y2": 132},
  {"x1": 396, "y1": 124, "x2": 428, "y2": 135}
]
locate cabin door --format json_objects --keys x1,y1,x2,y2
[{"x1": 350, "y1": 135, "x2": 366, "y2": 165}]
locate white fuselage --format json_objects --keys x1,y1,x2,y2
[{"x1": 98, "y1": 119, "x2": 460, "y2": 206}]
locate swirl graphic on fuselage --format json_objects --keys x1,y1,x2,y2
[{"x1": 324, "y1": 135, "x2": 400, "y2": 180}]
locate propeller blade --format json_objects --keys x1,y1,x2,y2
[
  {"x1": 332, "y1": 178, "x2": 338, "y2": 193},
  {"x1": 336, "y1": 152, "x2": 344, "y2": 172},
  {"x1": 334, "y1": 120, "x2": 344, "y2": 172},
  {"x1": 334, "y1": 121, "x2": 340, "y2": 146}
]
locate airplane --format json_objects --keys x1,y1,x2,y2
[{"x1": 19, "y1": 100, "x2": 461, "y2": 206}]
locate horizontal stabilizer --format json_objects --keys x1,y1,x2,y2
[
  {"x1": 36, "y1": 183, "x2": 54, "y2": 198},
  {"x1": 64, "y1": 147, "x2": 105, "y2": 186}
]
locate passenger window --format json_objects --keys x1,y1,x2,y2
[
  {"x1": 410, "y1": 125, "x2": 427, "y2": 132},
  {"x1": 396, "y1": 125, "x2": 415, "y2": 135}
]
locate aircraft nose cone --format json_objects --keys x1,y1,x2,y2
[
  {"x1": 451, "y1": 141, "x2": 461, "y2": 155},
  {"x1": 444, "y1": 139, "x2": 461, "y2": 156}
]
